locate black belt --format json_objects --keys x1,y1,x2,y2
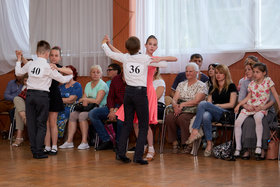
[
  {"x1": 126, "y1": 85, "x2": 146, "y2": 90},
  {"x1": 27, "y1": 89, "x2": 49, "y2": 94}
]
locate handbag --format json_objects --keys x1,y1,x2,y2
[
  {"x1": 175, "y1": 99, "x2": 197, "y2": 114},
  {"x1": 105, "y1": 123, "x2": 116, "y2": 146},
  {"x1": 266, "y1": 130, "x2": 279, "y2": 160},
  {"x1": 212, "y1": 140, "x2": 235, "y2": 161},
  {"x1": 73, "y1": 103, "x2": 99, "y2": 112}
]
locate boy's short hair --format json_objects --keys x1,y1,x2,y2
[
  {"x1": 36, "y1": 40, "x2": 51, "y2": 54},
  {"x1": 125, "y1": 36, "x2": 140, "y2": 55}
]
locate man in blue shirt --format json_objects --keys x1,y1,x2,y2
[
  {"x1": 170, "y1": 54, "x2": 208, "y2": 97},
  {"x1": 0, "y1": 74, "x2": 24, "y2": 138}
]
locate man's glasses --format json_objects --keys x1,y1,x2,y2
[{"x1": 107, "y1": 69, "x2": 115, "y2": 72}]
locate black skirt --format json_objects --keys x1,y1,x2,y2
[{"x1": 49, "y1": 79, "x2": 64, "y2": 112}]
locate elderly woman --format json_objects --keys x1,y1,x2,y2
[
  {"x1": 59, "y1": 65, "x2": 109, "y2": 150},
  {"x1": 187, "y1": 64, "x2": 237, "y2": 157},
  {"x1": 165, "y1": 63, "x2": 208, "y2": 154},
  {"x1": 238, "y1": 60, "x2": 275, "y2": 160}
]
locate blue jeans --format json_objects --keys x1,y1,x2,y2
[
  {"x1": 192, "y1": 101, "x2": 226, "y2": 141},
  {"x1": 88, "y1": 107, "x2": 110, "y2": 142}
]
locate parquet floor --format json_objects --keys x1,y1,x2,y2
[{"x1": 0, "y1": 139, "x2": 279, "y2": 187}]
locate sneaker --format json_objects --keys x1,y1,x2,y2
[
  {"x1": 127, "y1": 146, "x2": 136, "y2": 153},
  {"x1": 59, "y1": 142, "x2": 74, "y2": 149},
  {"x1": 78, "y1": 143, "x2": 90, "y2": 150}
]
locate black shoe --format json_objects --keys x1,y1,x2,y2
[
  {"x1": 256, "y1": 156, "x2": 265, "y2": 161},
  {"x1": 96, "y1": 141, "x2": 113, "y2": 151},
  {"x1": 133, "y1": 159, "x2": 148, "y2": 165},
  {"x1": 116, "y1": 155, "x2": 131, "y2": 163},
  {"x1": 241, "y1": 155, "x2": 250, "y2": 160},
  {"x1": 33, "y1": 154, "x2": 48, "y2": 159},
  {"x1": 43, "y1": 149, "x2": 50, "y2": 155},
  {"x1": 127, "y1": 146, "x2": 136, "y2": 153},
  {"x1": 48, "y1": 149, "x2": 58, "y2": 155}
]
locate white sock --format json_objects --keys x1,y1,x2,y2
[
  {"x1": 52, "y1": 145, "x2": 58, "y2": 151},
  {"x1": 144, "y1": 144, "x2": 148, "y2": 152},
  {"x1": 45, "y1": 146, "x2": 51, "y2": 151},
  {"x1": 148, "y1": 146, "x2": 155, "y2": 153}
]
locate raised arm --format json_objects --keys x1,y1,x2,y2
[
  {"x1": 104, "y1": 35, "x2": 122, "y2": 53},
  {"x1": 101, "y1": 42, "x2": 124, "y2": 63}
]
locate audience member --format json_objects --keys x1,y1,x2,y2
[
  {"x1": 170, "y1": 54, "x2": 208, "y2": 97},
  {"x1": 59, "y1": 65, "x2": 108, "y2": 150},
  {"x1": 12, "y1": 74, "x2": 28, "y2": 146},
  {"x1": 165, "y1": 63, "x2": 207, "y2": 154},
  {"x1": 106, "y1": 63, "x2": 121, "y2": 88},
  {"x1": 235, "y1": 62, "x2": 279, "y2": 160},
  {"x1": 57, "y1": 65, "x2": 83, "y2": 139},
  {"x1": 186, "y1": 64, "x2": 237, "y2": 157},
  {"x1": 205, "y1": 63, "x2": 219, "y2": 90},
  {"x1": 237, "y1": 55, "x2": 259, "y2": 91},
  {"x1": 238, "y1": 60, "x2": 275, "y2": 160},
  {"x1": 0, "y1": 74, "x2": 24, "y2": 138},
  {"x1": 88, "y1": 63, "x2": 122, "y2": 151},
  {"x1": 153, "y1": 67, "x2": 166, "y2": 120}
]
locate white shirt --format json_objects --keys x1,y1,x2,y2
[
  {"x1": 15, "y1": 57, "x2": 73, "y2": 92},
  {"x1": 153, "y1": 79, "x2": 166, "y2": 104},
  {"x1": 102, "y1": 43, "x2": 167, "y2": 87}
]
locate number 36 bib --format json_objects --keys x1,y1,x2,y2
[{"x1": 125, "y1": 62, "x2": 144, "y2": 76}]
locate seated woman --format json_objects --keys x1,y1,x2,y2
[
  {"x1": 187, "y1": 64, "x2": 237, "y2": 157},
  {"x1": 205, "y1": 63, "x2": 219, "y2": 90},
  {"x1": 12, "y1": 74, "x2": 28, "y2": 146},
  {"x1": 165, "y1": 63, "x2": 207, "y2": 154},
  {"x1": 59, "y1": 65, "x2": 109, "y2": 150},
  {"x1": 238, "y1": 60, "x2": 275, "y2": 160},
  {"x1": 153, "y1": 67, "x2": 166, "y2": 120},
  {"x1": 57, "y1": 65, "x2": 83, "y2": 138}
]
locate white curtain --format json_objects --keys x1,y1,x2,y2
[
  {"x1": 136, "y1": 0, "x2": 280, "y2": 73},
  {"x1": 0, "y1": 0, "x2": 29, "y2": 75},
  {"x1": 29, "y1": 0, "x2": 113, "y2": 76}
]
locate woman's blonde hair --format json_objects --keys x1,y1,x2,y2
[
  {"x1": 90, "y1": 65, "x2": 103, "y2": 75},
  {"x1": 211, "y1": 64, "x2": 232, "y2": 94},
  {"x1": 153, "y1": 67, "x2": 162, "y2": 80}
]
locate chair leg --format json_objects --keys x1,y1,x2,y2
[
  {"x1": 94, "y1": 133, "x2": 99, "y2": 150},
  {"x1": 191, "y1": 138, "x2": 201, "y2": 156},
  {"x1": 160, "y1": 122, "x2": 166, "y2": 154},
  {"x1": 9, "y1": 119, "x2": 15, "y2": 145}
]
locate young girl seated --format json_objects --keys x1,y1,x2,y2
[{"x1": 234, "y1": 63, "x2": 280, "y2": 159}]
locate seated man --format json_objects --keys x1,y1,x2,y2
[
  {"x1": 0, "y1": 74, "x2": 24, "y2": 138},
  {"x1": 88, "y1": 71, "x2": 126, "y2": 150},
  {"x1": 170, "y1": 53, "x2": 208, "y2": 97}
]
